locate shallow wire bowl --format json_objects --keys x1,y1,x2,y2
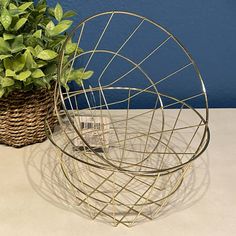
[{"x1": 45, "y1": 11, "x2": 210, "y2": 227}]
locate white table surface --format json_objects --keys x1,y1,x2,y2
[{"x1": 0, "y1": 109, "x2": 235, "y2": 236}]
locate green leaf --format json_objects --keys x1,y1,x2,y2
[
  {"x1": 16, "y1": 71, "x2": 31, "y2": 81},
  {"x1": 1, "y1": 77, "x2": 14, "y2": 87},
  {"x1": 0, "y1": 54, "x2": 11, "y2": 60},
  {"x1": 38, "y1": 6, "x2": 47, "y2": 13},
  {"x1": 79, "y1": 69, "x2": 94, "y2": 80},
  {"x1": 11, "y1": 35, "x2": 25, "y2": 53},
  {"x1": 60, "y1": 20, "x2": 73, "y2": 26},
  {"x1": 9, "y1": 3, "x2": 17, "y2": 10},
  {"x1": 24, "y1": 50, "x2": 36, "y2": 69},
  {"x1": 24, "y1": 77, "x2": 33, "y2": 86},
  {"x1": 34, "y1": 13, "x2": 43, "y2": 24},
  {"x1": 14, "y1": 18, "x2": 27, "y2": 31},
  {"x1": 26, "y1": 46, "x2": 36, "y2": 57},
  {"x1": 69, "y1": 69, "x2": 94, "y2": 82},
  {"x1": 83, "y1": 71, "x2": 94, "y2": 80},
  {"x1": 32, "y1": 69, "x2": 45, "y2": 78},
  {"x1": 33, "y1": 30, "x2": 42, "y2": 39},
  {"x1": 25, "y1": 36, "x2": 38, "y2": 48},
  {"x1": 11, "y1": 44, "x2": 25, "y2": 54},
  {"x1": 65, "y1": 42, "x2": 77, "y2": 54},
  {"x1": 44, "y1": 63, "x2": 57, "y2": 75},
  {"x1": 11, "y1": 35, "x2": 23, "y2": 45},
  {"x1": 37, "y1": 50, "x2": 58, "y2": 60},
  {"x1": 48, "y1": 22, "x2": 71, "y2": 36},
  {"x1": 23, "y1": 77, "x2": 33, "y2": 87},
  {"x1": 34, "y1": 45, "x2": 43, "y2": 55},
  {"x1": 0, "y1": 8, "x2": 12, "y2": 30},
  {"x1": 60, "y1": 74, "x2": 69, "y2": 90},
  {"x1": 18, "y1": 2, "x2": 33, "y2": 11},
  {"x1": 47, "y1": 35, "x2": 66, "y2": 48},
  {"x1": 33, "y1": 78, "x2": 48, "y2": 88},
  {"x1": 13, "y1": 55, "x2": 26, "y2": 72},
  {"x1": 0, "y1": 38, "x2": 10, "y2": 54},
  {"x1": 46, "y1": 21, "x2": 55, "y2": 31},
  {"x1": 77, "y1": 47, "x2": 84, "y2": 55},
  {"x1": 63, "y1": 10, "x2": 76, "y2": 19},
  {"x1": 36, "y1": 61, "x2": 47, "y2": 68},
  {"x1": 5, "y1": 69, "x2": 15, "y2": 77},
  {"x1": 37, "y1": 4, "x2": 47, "y2": 13},
  {"x1": 3, "y1": 33, "x2": 15, "y2": 40},
  {"x1": 0, "y1": 88, "x2": 5, "y2": 98},
  {"x1": 3, "y1": 57, "x2": 11, "y2": 70},
  {"x1": 54, "y1": 3, "x2": 63, "y2": 22},
  {"x1": 9, "y1": 9, "x2": 27, "y2": 16},
  {"x1": 0, "y1": 0, "x2": 9, "y2": 8},
  {"x1": 47, "y1": 7, "x2": 55, "y2": 17},
  {"x1": 36, "y1": 0, "x2": 47, "y2": 8}
]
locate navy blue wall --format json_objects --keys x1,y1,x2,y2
[{"x1": 49, "y1": 0, "x2": 236, "y2": 108}]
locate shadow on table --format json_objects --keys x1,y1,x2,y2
[
  {"x1": 157, "y1": 150, "x2": 210, "y2": 220},
  {"x1": 23, "y1": 137, "x2": 210, "y2": 227}
]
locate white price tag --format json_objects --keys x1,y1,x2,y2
[{"x1": 74, "y1": 116, "x2": 110, "y2": 151}]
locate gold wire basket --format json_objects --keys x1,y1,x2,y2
[{"x1": 45, "y1": 11, "x2": 210, "y2": 227}]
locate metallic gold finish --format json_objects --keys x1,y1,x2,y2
[{"x1": 45, "y1": 11, "x2": 210, "y2": 227}]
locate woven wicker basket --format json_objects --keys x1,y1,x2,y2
[{"x1": 0, "y1": 85, "x2": 57, "y2": 148}]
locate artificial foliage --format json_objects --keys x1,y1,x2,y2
[{"x1": 0, "y1": 0, "x2": 93, "y2": 98}]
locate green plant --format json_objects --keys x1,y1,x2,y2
[{"x1": 0, "y1": 0, "x2": 93, "y2": 98}]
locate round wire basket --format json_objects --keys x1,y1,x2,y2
[{"x1": 45, "y1": 11, "x2": 210, "y2": 227}]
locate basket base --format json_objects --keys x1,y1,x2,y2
[{"x1": 0, "y1": 136, "x2": 47, "y2": 148}]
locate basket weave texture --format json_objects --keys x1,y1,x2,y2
[{"x1": 0, "y1": 86, "x2": 56, "y2": 148}]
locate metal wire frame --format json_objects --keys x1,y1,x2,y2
[
  {"x1": 58, "y1": 11, "x2": 209, "y2": 116},
  {"x1": 59, "y1": 153, "x2": 189, "y2": 227},
  {"x1": 45, "y1": 11, "x2": 210, "y2": 226},
  {"x1": 47, "y1": 88, "x2": 209, "y2": 176}
]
